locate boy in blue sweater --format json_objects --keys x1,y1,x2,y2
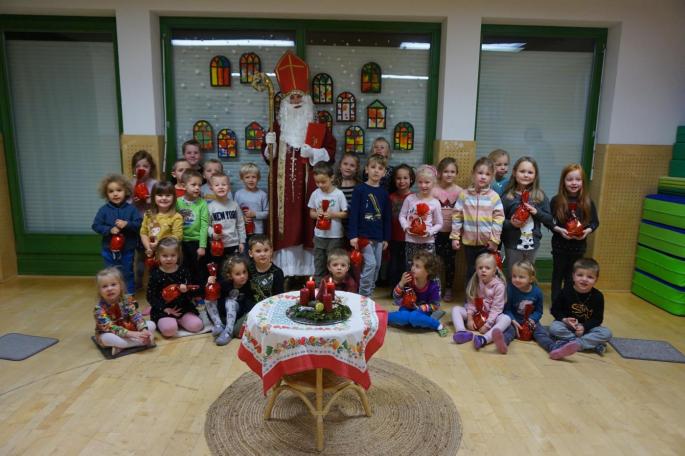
[
  {"x1": 92, "y1": 174, "x2": 142, "y2": 294},
  {"x1": 348, "y1": 154, "x2": 392, "y2": 297}
]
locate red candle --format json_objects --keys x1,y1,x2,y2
[
  {"x1": 325, "y1": 277, "x2": 336, "y2": 299},
  {"x1": 306, "y1": 276, "x2": 316, "y2": 301},
  {"x1": 300, "y1": 287, "x2": 310, "y2": 306},
  {"x1": 322, "y1": 292, "x2": 333, "y2": 313}
]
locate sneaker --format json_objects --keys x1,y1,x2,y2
[
  {"x1": 453, "y1": 331, "x2": 473, "y2": 344},
  {"x1": 549, "y1": 340, "x2": 581, "y2": 360},
  {"x1": 492, "y1": 328, "x2": 508, "y2": 354},
  {"x1": 473, "y1": 335, "x2": 487, "y2": 350},
  {"x1": 437, "y1": 327, "x2": 449, "y2": 337},
  {"x1": 431, "y1": 310, "x2": 446, "y2": 321},
  {"x1": 594, "y1": 344, "x2": 607, "y2": 356},
  {"x1": 443, "y1": 289, "x2": 453, "y2": 302}
]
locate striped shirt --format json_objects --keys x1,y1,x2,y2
[{"x1": 450, "y1": 187, "x2": 504, "y2": 246}]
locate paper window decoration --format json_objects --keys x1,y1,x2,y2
[
  {"x1": 312, "y1": 73, "x2": 333, "y2": 104},
  {"x1": 217, "y1": 128, "x2": 238, "y2": 159},
  {"x1": 210, "y1": 55, "x2": 231, "y2": 87},
  {"x1": 361, "y1": 62, "x2": 382, "y2": 93},
  {"x1": 193, "y1": 120, "x2": 214, "y2": 151},
  {"x1": 393, "y1": 122, "x2": 414, "y2": 150},
  {"x1": 274, "y1": 91, "x2": 283, "y2": 117},
  {"x1": 245, "y1": 121, "x2": 265, "y2": 151},
  {"x1": 345, "y1": 126, "x2": 365, "y2": 154},
  {"x1": 239, "y1": 52, "x2": 261, "y2": 84},
  {"x1": 366, "y1": 100, "x2": 387, "y2": 129},
  {"x1": 317, "y1": 110, "x2": 333, "y2": 132},
  {"x1": 336, "y1": 91, "x2": 356, "y2": 122}
]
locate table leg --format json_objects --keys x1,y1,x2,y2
[{"x1": 264, "y1": 378, "x2": 283, "y2": 420}]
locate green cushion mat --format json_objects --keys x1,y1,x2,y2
[
  {"x1": 635, "y1": 245, "x2": 685, "y2": 287},
  {"x1": 638, "y1": 222, "x2": 685, "y2": 258},
  {"x1": 670, "y1": 160, "x2": 685, "y2": 178},
  {"x1": 674, "y1": 143, "x2": 685, "y2": 160},
  {"x1": 642, "y1": 196, "x2": 685, "y2": 229},
  {"x1": 677, "y1": 126, "x2": 685, "y2": 143},
  {"x1": 632, "y1": 270, "x2": 685, "y2": 316}
]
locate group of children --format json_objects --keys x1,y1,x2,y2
[{"x1": 92, "y1": 137, "x2": 611, "y2": 361}]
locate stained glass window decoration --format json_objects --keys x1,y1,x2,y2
[
  {"x1": 274, "y1": 91, "x2": 283, "y2": 117},
  {"x1": 193, "y1": 120, "x2": 214, "y2": 151},
  {"x1": 336, "y1": 91, "x2": 356, "y2": 122},
  {"x1": 312, "y1": 73, "x2": 333, "y2": 104},
  {"x1": 345, "y1": 125, "x2": 365, "y2": 154},
  {"x1": 239, "y1": 52, "x2": 261, "y2": 84},
  {"x1": 361, "y1": 62, "x2": 382, "y2": 93},
  {"x1": 366, "y1": 99, "x2": 387, "y2": 129},
  {"x1": 317, "y1": 110, "x2": 333, "y2": 132},
  {"x1": 210, "y1": 55, "x2": 231, "y2": 87},
  {"x1": 245, "y1": 121, "x2": 265, "y2": 151},
  {"x1": 217, "y1": 128, "x2": 238, "y2": 159},
  {"x1": 393, "y1": 122, "x2": 414, "y2": 151}
]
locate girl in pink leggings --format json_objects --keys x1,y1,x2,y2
[
  {"x1": 451, "y1": 252, "x2": 511, "y2": 350},
  {"x1": 146, "y1": 237, "x2": 206, "y2": 337}
]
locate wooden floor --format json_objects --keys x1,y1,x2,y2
[{"x1": 1, "y1": 276, "x2": 684, "y2": 455}]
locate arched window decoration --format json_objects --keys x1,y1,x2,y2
[
  {"x1": 239, "y1": 52, "x2": 261, "y2": 84},
  {"x1": 361, "y1": 62, "x2": 382, "y2": 93},
  {"x1": 345, "y1": 126, "x2": 365, "y2": 154},
  {"x1": 209, "y1": 55, "x2": 231, "y2": 87},
  {"x1": 274, "y1": 91, "x2": 283, "y2": 117},
  {"x1": 193, "y1": 120, "x2": 214, "y2": 151},
  {"x1": 317, "y1": 110, "x2": 333, "y2": 132},
  {"x1": 393, "y1": 122, "x2": 414, "y2": 151},
  {"x1": 217, "y1": 128, "x2": 238, "y2": 158},
  {"x1": 366, "y1": 100, "x2": 387, "y2": 129},
  {"x1": 311, "y1": 73, "x2": 333, "y2": 104},
  {"x1": 336, "y1": 91, "x2": 356, "y2": 122},
  {"x1": 245, "y1": 121, "x2": 265, "y2": 151}
]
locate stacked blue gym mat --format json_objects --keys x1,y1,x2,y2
[{"x1": 631, "y1": 126, "x2": 685, "y2": 316}]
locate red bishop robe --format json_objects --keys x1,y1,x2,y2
[{"x1": 262, "y1": 122, "x2": 336, "y2": 251}]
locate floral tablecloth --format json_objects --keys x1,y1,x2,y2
[{"x1": 238, "y1": 291, "x2": 387, "y2": 394}]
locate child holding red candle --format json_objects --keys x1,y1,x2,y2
[
  {"x1": 247, "y1": 235, "x2": 285, "y2": 302},
  {"x1": 316, "y1": 249, "x2": 358, "y2": 300},
  {"x1": 308, "y1": 162, "x2": 348, "y2": 284},
  {"x1": 388, "y1": 251, "x2": 448, "y2": 336},
  {"x1": 207, "y1": 173, "x2": 246, "y2": 272},
  {"x1": 545, "y1": 164, "x2": 599, "y2": 302},
  {"x1": 234, "y1": 163, "x2": 269, "y2": 245}
]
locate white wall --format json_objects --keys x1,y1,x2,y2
[{"x1": 2, "y1": 0, "x2": 684, "y2": 144}]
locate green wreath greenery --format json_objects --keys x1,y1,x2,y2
[{"x1": 287, "y1": 300, "x2": 352, "y2": 323}]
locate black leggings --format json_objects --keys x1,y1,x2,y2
[{"x1": 551, "y1": 251, "x2": 582, "y2": 303}]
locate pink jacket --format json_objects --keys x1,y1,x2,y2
[{"x1": 465, "y1": 276, "x2": 506, "y2": 330}]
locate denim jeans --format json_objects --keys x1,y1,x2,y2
[
  {"x1": 388, "y1": 307, "x2": 440, "y2": 330},
  {"x1": 359, "y1": 240, "x2": 384, "y2": 297},
  {"x1": 101, "y1": 247, "x2": 135, "y2": 294},
  {"x1": 549, "y1": 320, "x2": 612, "y2": 351},
  {"x1": 313, "y1": 236, "x2": 345, "y2": 283}
]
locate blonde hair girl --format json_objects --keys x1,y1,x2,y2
[{"x1": 140, "y1": 181, "x2": 184, "y2": 259}]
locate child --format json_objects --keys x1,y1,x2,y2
[
  {"x1": 206, "y1": 256, "x2": 256, "y2": 346},
  {"x1": 129, "y1": 150, "x2": 158, "y2": 213},
  {"x1": 362, "y1": 137, "x2": 394, "y2": 189},
  {"x1": 450, "y1": 157, "x2": 504, "y2": 282},
  {"x1": 146, "y1": 237, "x2": 205, "y2": 337},
  {"x1": 171, "y1": 159, "x2": 191, "y2": 197},
  {"x1": 537, "y1": 258, "x2": 612, "y2": 358},
  {"x1": 316, "y1": 248, "x2": 358, "y2": 297},
  {"x1": 348, "y1": 153, "x2": 392, "y2": 297},
  {"x1": 452, "y1": 252, "x2": 510, "y2": 350},
  {"x1": 141, "y1": 181, "x2": 184, "y2": 261},
  {"x1": 488, "y1": 149, "x2": 510, "y2": 196},
  {"x1": 433, "y1": 157, "x2": 462, "y2": 301},
  {"x1": 176, "y1": 169, "x2": 209, "y2": 284},
  {"x1": 234, "y1": 163, "x2": 269, "y2": 240},
  {"x1": 207, "y1": 173, "x2": 246, "y2": 269},
  {"x1": 333, "y1": 152, "x2": 361, "y2": 235},
  {"x1": 200, "y1": 158, "x2": 226, "y2": 201},
  {"x1": 182, "y1": 139, "x2": 203, "y2": 174},
  {"x1": 308, "y1": 162, "x2": 348, "y2": 283},
  {"x1": 491, "y1": 260, "x2": 543, "y2": 354},
  {"x1": 247, "y1": 235, "x2": 285, "y2": 302},
  {"x1": 387, "y1": 164, "x2": 415, "y2": 291},
  {"x1": 91, "y1": 174, "x2": 142, "y2": 294},
  {"x1": 388, "y1": 251, "x2": 449, "y2": 336},
  {"x1": 547, "y1": 164, "x2": 599, "y2": 302},
  {"x1": 501, "y1": 156, "x2": 553, "y2": 275},
  {"x1": 94, "y1": 267, "x2": 155, "y2": 356}
]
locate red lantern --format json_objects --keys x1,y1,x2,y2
[
  {"x1": 512, "y1": 190, "x2": 530, "y2": 224},
  {"x1": 162, "y1": 283, "x2": 199, "y2": 303},
  {"x1": 565, "y1": 203, "x2": 585, "y2": 238},
  {"x1": 211, "y1": 224, "x2": 224, "y2": 257},
  {"x1": 207, "y1": 262, "x2": 218, "y2": 277},
  {"x1": 144, "y1": 255, "x2": 158, "y2": 270},
  {"x1": 316, "y1": 199, "x2": 332, "y2": 230},
  {"x1": 134, "y1": 168, "x2": 149, "y2": 201},
  {"x1": 472, "y1": 297, "x2": 489, "y2": 330},
  {"x1": 517, "y1": 303, "x2": 535, "y2": 341},
  {"x1": 241, "y1": 205, "x2": 255, "y2": 235},
  {"x1": 110, "y1": 233, "x2": 125, "y2": 253},
  {"x1": 491, "y1": 249, "x2": 503, "y2": 270},
  {"x1": 205, "y1": 282, "x2": 221, "y2": 301},
  {"x1": 350, "y1": 249, "x2": 363, "y2": 267}
]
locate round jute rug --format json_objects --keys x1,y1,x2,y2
[{"x1": 205, "y1": 358, "x2": 462, "y2": 455}]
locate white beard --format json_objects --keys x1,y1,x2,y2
[{"x1": 278, "y1": 94, "x2": 314, "y2": 149}]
